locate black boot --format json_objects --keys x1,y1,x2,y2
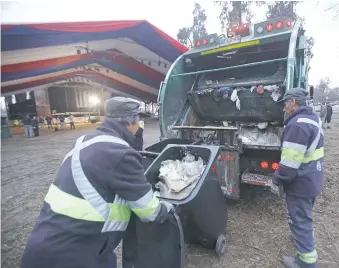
[
  {"x1": 282, "y1": 255, "x2": 318, "y2": 268},
  {"x1": 283, "y1": 256, "x2": 301, "y2": 268}
]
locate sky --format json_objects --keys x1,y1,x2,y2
[{"x1": 1, "y1": 0, "x2": 339, "y2": 87}]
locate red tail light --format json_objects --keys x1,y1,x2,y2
[
  {"x1": 276, "y1": 21, "x2": 283, "y2": 29},
  {"x1": 286, "y1": 21, "x2": 292, "y2": 27},
  {"x1": 196, "y1": 40, "x2": 201, "y2": 47},
  {"x1": 260, "y1": 161, "x2": 269, "y2": 169},
  {"x1": 202, "y1": 39, "x2": 208, "y2": 45},
  {"x1": 266, "y1": 24, "x2": 273, "y2": 32},
  {"x1": 272, "y1": 162, "x2": 280, "y2": 170}
]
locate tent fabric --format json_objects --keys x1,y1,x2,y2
[{"x1": 1, "y1": 20, "x2": 188, "y2": 102}]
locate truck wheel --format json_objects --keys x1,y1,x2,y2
[{"x1": 215, "y1": 234, "x2": 227, "y2": 257}]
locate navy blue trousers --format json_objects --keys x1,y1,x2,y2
[
  {"x1": 286, "y1": 195, "x2": 318, "y2": 267},
  {"x1": 102, "y1": 253, "x2": 117, "y2": 268}
]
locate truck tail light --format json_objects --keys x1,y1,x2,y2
[
  {"x1": 272, "y1": 162, "x2": 280, "y2": 170},
  {"x1": 260, "y1": 161, "x2": 269, "y2": 169}
]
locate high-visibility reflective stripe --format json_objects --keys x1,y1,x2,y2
[
  {"x1": 72, "y1": 136, "x2": 111, "y2": 220},
  {"x1": 45, "y1": 184, "x2": 131, "y2": 231},
  {"x1": 280, "y1": 158, "x2": 301, "y2": 169},
  {"x1": 281, "y1": 147, "x2": 324, "y2": 168},
  {"x1": 303, "y1": 148, "x2": 324, "y2": 163},
  {"x1": 280, "y1": 147, "x2": 304, "y2": 168},
  {"x1": 282, "y1": 141, "x2": 307, "y2": 152},
  {"x1": 62, "y1": 135, "x2": 129, "y2": 164},
  {"x1": 58, "y1": 134, "x2": 134, "y2": 232},
  {"x1": 297, "y1": 249, "x2": 318, "y2": 264},
  {"x1": 128, "y1": 189, "x2": 160, "y2": 221},
  {"x1": 297, "y1": 117, "x2": 322, "y2": 130},
  {"x1": 102, "y1": 195, "x2": 131, "y2": 232},
  {"x1": 296, "y1": 117, "x2": 323, "y2": 157},
  {"x1": 45, "y1": 184, "x2": 104, "y2": 221}
]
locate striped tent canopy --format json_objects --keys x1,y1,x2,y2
[{"x1": 1, "y1": 20, "x2": 188, "y2": 102}]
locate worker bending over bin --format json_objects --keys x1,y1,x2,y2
[
  {"x1": 274, "y1": 88, "x2": 324, "y2": 268},
  {"x1": 20, "y1": 97, "x2": 173, "y2": 268}
]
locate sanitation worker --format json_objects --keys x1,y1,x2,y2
[
  {"x1": 21, "y1": 97, "x2": 173, "y2": 268},
  {"x1": 325, "y1": 103, "x2": 333, "y2": 129},
  {"x1": 274, "y1": 88, "x2": 324, "y2": 268},
  {"x1": 134, "y1": 119, "x2": 144, "y2": 151}
]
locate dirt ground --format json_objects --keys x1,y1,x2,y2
[{"x1": 1, "y1": 121, "x2": 339, "y2": 268}]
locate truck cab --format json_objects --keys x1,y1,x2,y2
[{"x1": 155, "y1": 17, "x2": 309, "y2": 199}]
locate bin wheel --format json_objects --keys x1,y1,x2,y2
[{"x1": 215, "y1": 234, "x2": 227, "y2": 257}]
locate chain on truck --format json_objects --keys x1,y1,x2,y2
[{"x1": 154, "y1": 17, "x2": 311, "y2": 200}]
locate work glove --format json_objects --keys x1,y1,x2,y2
[{"x1": 268, "y1": 179, "x2": 284, "y2": 198}]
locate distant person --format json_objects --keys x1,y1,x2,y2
[
  {"x1": 39, "y1": 116, "x2": 45, "y2": 129},
  {"x1": 69, "y1": 114, "x2": 75, "y2": 129},
  {"x1": 59, "y1": 115, "x2": 65, "y2": 130},
  {"x1": 45, "y1": 115, "x2": 53, "y2": 129},
  {"x1": 22, "y1": 115, "x2": 33, "y2": 138},
  {"x1": 53, "y1": 116, "x2": 59, "y2": 131},
  {"x1": 13, "y1": 119, "x2": 20, "y2": 127},
  {"x1": 134, "y1": 120, "x2": 144, "y2": 151},
  {"x1": 325, "y1": 103, "x2": 333, "y2": 129},
  {"x1": 31, "y1": 116, "x2": 39, "y2": 137},
  {"x1": 319, "y1": 102, "x2": 327, "y2": 129}
]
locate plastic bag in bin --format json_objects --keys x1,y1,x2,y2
[{"x1": 158, "y1": 153, "x2": 205, "y2": 193}]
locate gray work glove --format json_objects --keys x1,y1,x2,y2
[{"x1": 268, "y1": 179, "x2": 284, "y2": 198}]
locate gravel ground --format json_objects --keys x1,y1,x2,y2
[{"x1": 1, "y1": 121, "x2": 339, "y2": 268}]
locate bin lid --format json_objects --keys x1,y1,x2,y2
[{"x1": 122, "y1": 213, "x2": 185, "y2": 268}]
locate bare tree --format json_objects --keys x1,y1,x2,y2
[
  {"x1": 325, "y1": 2, "x2": 339, "y2": 18},
  {"x1": 176, "y1": 3, "x2": 208, "y2": 46},
  {"x1": 315, "y1": 78, "x2": 331, "y2": 103},
  {"x1": 214, "y1": 1, "x2": 254, "y2": 31}
]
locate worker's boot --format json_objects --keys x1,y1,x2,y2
[
  {"x1": 283, "y1": 255, "x2": 317, "y2": 268},
  {"x1": 283, "y1": 256, "x2": 301, "y2": 268}
]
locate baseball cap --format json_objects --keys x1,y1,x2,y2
[
  {"x1": 278, "y1": 87, "x2": 308, "y2": 103},
  {"x1": 104, "y1": 97, "x2": 141, "y2": 118}
]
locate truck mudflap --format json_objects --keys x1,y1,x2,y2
[{"x1": 122, "y1": 212, "x2": 185, "y2": 268}]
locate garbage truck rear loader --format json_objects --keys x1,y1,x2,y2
[{"x1": 156, "y1": 17, "x2": 310, "y2": 200}]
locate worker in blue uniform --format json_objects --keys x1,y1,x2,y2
[
  {"x1": 274, "y1": 88, "x2": 324, "y2": 268},
  {"x1": 21, "y1": 97, "x2": 173, "y2": 268}
]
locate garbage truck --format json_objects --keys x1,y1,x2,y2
[
  {"x1": 151, "y1": 17, "x2": 311, "y2": 200},
  {"x1": 127, "y1": 17, "x2": 311, "y2": 267}
]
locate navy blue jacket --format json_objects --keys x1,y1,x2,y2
[
  {"x1": 21, "y1": 119, "x2": 168, "y2": 268},
  {"x1": 274, "y1": 106, "x2": 324, "y2": 198},
  {"x1": 22, "y1": 116, "x2": 31, "y2": 126}
]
